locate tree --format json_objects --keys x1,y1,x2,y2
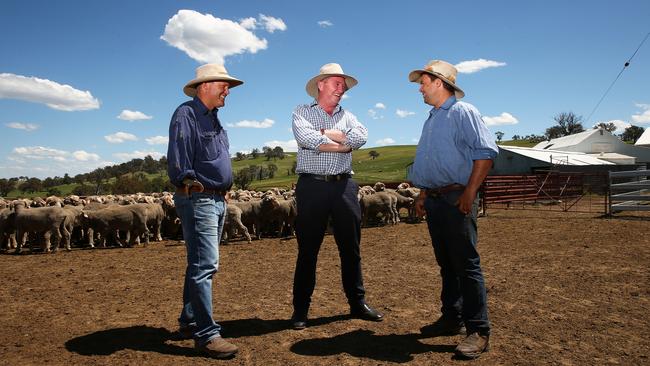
[
  {"x1": 262, "y1": 146, "x2": 273, "y2": 161},
  {"x1": 19, "y1": 177, "x2": 42, "y2": 193},
  {"x1": 511, "y1": 134, "x2": 521, "y2": 141},
  {"x1": 368, "y1": 150, "x2": 380, "y2": 160},
  {"x1": 0, "y1": 178, "x2": 15, "y2": 197},
  {"x1": 272, "y1": 146, "x2": 285, "y2": 160},
  {"x1": 234, "y1": 167, "x2": 254, "y2": 190},
  {"x1": 545, "y1": 112, "x2": 584, "y2": 139},
  {"x1": 594, "y1": 122, "x2": 616, "y2": 132},
  {"x1": 142, "y1": 155, "x2": 159, "y2": 174},
  {"x1": 250, "y1": 148, "x2": 260, "y2": 159},
  {"x1": 495, "y1": 131, "x2": 504, "y2": 143},
  {"x1": 622, "y1": 125, "x2": 645, "y2": 143},
  {"x1": 267, "y1": 163, "x2": 278, "y2": 179},
  {"x1": 234, "y1": 152, "x2": 246, "y2": 161}
]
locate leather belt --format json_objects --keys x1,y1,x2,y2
[
  {"x1": 300, "y1": 173, "x2": 351, "y2": 182},
  {"x1": 425, "y1": 184, "x2": 465, "y2": 197},
  {"x1": 176, "y1": 186, "x2": 228, "y2": 196}
]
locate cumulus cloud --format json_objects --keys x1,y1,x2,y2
[
  {"x1": 318, "y1": 20, "x2": 333, "y2": 27},
  {"x1": 104, "y1": 132, "x2": 138, "y2": 144},
  {"x1": 72, "y1": 150, "x2": 100, "y2": 161},
  {"x1": 114, "y1": 150, "x2": 165, "y2": 161},
  {"x1": 375, "y1": 103, "x2": 386, "y2": 109},
  {"x1": 455, "y1": 59, "x2": 507, "y2": 74},
  {"x1": 13, "y1": 146, "x2": 68, "y2": 160},
  {"x1": 6, "y1": 122, "x2": 39, "y2": 131},
  {"x1": 161, "y1": 9, "x2": 285, "y2": 63},
  {"x1": 376, "y1": 138, "x2": 396, "y2": 146},
  {"x1": 227, "y1": 118, "x2": 275, "y2": 128},
  {"x1": 482, "y1": 112, "x2": 519, "y2": 126},
  {"x1": 263, "y1": 139, "x2": 298, "y2": 152},
  {"x1": 368, "y1": 109, "x2": 383, "y2": 120},
  {"x1": 632, "y1": 104, "x2": 650, "y2": 124},
  {"x1": 145, "y1": 136, "x2": 169, "y2": 145},
  {"x1": 259, "y1": 14, "x2": 286, "y2": 33},
  {"x1": 117, "y1": 109, "x2": 152, "y2": 121},
  {"x1": 0, "y1": 73, "x2": 100, "y2": 111},
  {"x1": 396, "y1": 109, "x2": 416, "y2": 118}
]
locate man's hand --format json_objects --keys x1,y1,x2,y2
[
  {"x1": 415, "y1": 195, "x2": 426, "y2": 218},
  {"x1": 455, "y1": 189, "x2": 476, "y2": 215}
]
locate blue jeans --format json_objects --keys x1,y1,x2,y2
[
  {"x1": 423, "y1": 190, "x2": 490, "y2": 335},
  {"x1": 174, "y1": 192, "x2": 226, "y2": 345}
]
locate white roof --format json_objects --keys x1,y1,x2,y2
[
  {"x1": 533, "y1": 129, "x2": 600, "y2": 150},
  {"x1": 585, "y1": 153, "x2": 636, "y2": 164},
  {"x1": 500, "y1": 146, "x2": 615, "y2": 165},
  {"x1": 635, "y1": 128, "x2": 650, "y2": 146}
]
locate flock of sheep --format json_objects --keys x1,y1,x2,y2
[{"x1": 0, "y1": 182, "x2": 420, "y2": 254}]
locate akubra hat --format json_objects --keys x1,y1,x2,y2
[
  {"x1": 183, "y1": 63, "x2": 243, "y2": 97},
  {"x1": 305, "y1": 63, "x2": 358, "y2": 99},
  {"x1": 408, "y1": 60, "x2": 465, "y2": 99}
]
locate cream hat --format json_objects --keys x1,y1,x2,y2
[
  {"x1": 305, "y1": 63, "x2": 358, "y2": 99},
  {"x1": 183, "y1": 64, "x2": 243, "y2": 97},
  {"x1": 408, "y1": 60, "x2": 465, "y2": 99}
]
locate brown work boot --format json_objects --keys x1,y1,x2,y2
[
  {"x1": 195, "y1": 336, "x2": 238, "y2": 359},
  {"x1": 455, "y1": 332, "x2": 489, "y2": 359}
]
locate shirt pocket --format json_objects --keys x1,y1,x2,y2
[{"x1": 200, "y1": 131, "x2": 220, "y2": 161}]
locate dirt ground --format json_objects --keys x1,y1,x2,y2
[{"x1": 1, "y1": 209, "x2": 649, "y2": 365}]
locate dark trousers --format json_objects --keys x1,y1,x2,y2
[
  {"x1": 423, "y1": 190, "x2": 490, "y2": 336},
  {"x1": 292, "y1": 175, "x2": 365, "y2": 314}
]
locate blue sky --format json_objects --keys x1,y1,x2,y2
[{"x1": 1, "y1": 0, "x2": 649, "y2": 179}]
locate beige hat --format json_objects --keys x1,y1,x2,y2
[
  {"x1": 305, "y1": 63, "x2": 358, "y2": 99},
  {"x1": 183, "y1": 63, "x2": 243, "y2": 97},
  {"x1": 408, "y1": 60, "x2": 465, "y2": 99}
]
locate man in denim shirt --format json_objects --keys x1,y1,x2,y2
[
  {"x1": 408, "y1": 60, "x2": 498, "y2": 359},
  {"x1": 167, "y1": 64, "x2": 242, "y2": 359}
]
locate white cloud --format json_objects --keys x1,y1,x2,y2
[
  {"x1": 104, "y1": 132, "x2": 138, "y2": 144},
  {"x1": 263, "y1": 139, "x2": 298, "y2": 152},
  {"x1": 6, "y1": 122, "x2": 39, "y2": 131},
  {"x1": 13, "y1": 146, "x2": 68, "y2": 160},
  {"x1": 161, "y1": 9, "x2": 274, "y2": 64},
  {"x1": 227, "y1": 118, "x2": 275, "y2": 128},
  {"x1": 0, "y1": 73, "x2": 100, "y2": 111},
  {"x1": 145, "y1": 136, "x2": 169, "y2": 145},
  {"x1": 632, "y1": 104, "x2": 650, "y2": 124},
  {"x1": 455, "y1": 59, "x2": 507, "y2": 74},
  {"x1": 341, "y1": 94, "x2": 350, "y2": 100},
  {"x1": 259, "y1": 14, "x2": 286, "y2": 33},
  {"x1": 592, "y1": 120, "x2": 631, "y2": 131},
  {"x1": 368, "y1": 109, "x2": 383, "y2": 120},
  {"x1": 318, "y1": 20, "x2": 333, "y2": 27},
  {"x1": 72, "y1": 150, "x2": 100, "y2": 161},
  {"x1": 396, "y1": 109, "x2": 416, "y2": 118},
  {"x1": 239, "y1": 17, "x2": 257, "y2": 30},
  {"x1": 483, "y1": 112, "x2": 519, "y2": 126},
  {"x1": 117, "y1": 109, "x2": 152, "y2": 121},
  {"x1": 114, "y1": 150, "x2": 164, "y2": 161},
  {"x1": 375, "y1": 103, "x2": 386, "y2": 109},
  {"x1": 376, "y1": 138, "x2": 396, "y2": 146}
]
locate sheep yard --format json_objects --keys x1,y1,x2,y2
[{"x1": 1, "y1": 209, "x2": 649, "y2": 365}]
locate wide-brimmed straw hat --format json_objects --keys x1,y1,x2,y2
[
  {"x1": 305, "y1": 63, "x2": 358, "y2": 99},
  {"x1": 408, "y1": 60, "x2": 464, "y2": 99},
  {"x1": 183, "y1": 64, "x2": 243, "y2": 97}
]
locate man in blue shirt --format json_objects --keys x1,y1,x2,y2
[
  {"x1": 167, "y1": 63, "x2": 241, "y2": 359},
  {"x1": 408, "y1": 60, "x2": 498, "y2": 359}
]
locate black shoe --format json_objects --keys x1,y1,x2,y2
[
  {"x1": 350, "y1": 302, "x2": 384, "y2": 322},
  {"x1": 291, "y1": 311, "x2": 307, "y2": 330},
  {"x1": 420, "y1": 316, "x2": 465, "y2": 337}
]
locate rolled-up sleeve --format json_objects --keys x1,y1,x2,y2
[
  {"x1": 342, "y1": 111, "x2": 368, "y2": 150},
  {"x1": 167, "y1": 107, "x2": 196, "y2": 186},
  {"x1": 459, "y1": 106, "x2": 498, "y2": 160},
  {"x1": 292, "y1": 109, "x2": 329, "y2": 150}
]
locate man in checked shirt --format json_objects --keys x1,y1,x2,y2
[{"x1": 290, "y1": 63, "x2": 383, "y2": 330}]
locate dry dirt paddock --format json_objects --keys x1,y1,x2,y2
[{"x1": 1, "y1": 209, "x2": 649, "y2": 365}]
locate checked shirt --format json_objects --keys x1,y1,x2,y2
[{"x1": 292, "y1": 101, "x2": 368, "y2": 175}]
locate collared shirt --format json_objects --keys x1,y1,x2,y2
[
  {"x1": 292, "y1": 101, "x2": 368, "y2": 175},
  {"x1": 410, "y1": 96, "x2": 498, "y2": 189},
  {"x1": 167, "y1": 97, "x2": 233, "y2": 190}
]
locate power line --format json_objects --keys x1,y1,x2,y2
[{"x1": 585, "y1": 31, "x2": 650, "y2": 125}]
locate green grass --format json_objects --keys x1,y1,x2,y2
[
  {"x1": 498, "y1": 139, "x2": 539, "y2": 148},
  {"x1": 5, "y1": 146, "x2": 419, "y2": 197}
]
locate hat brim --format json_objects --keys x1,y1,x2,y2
[
  {"x1": 183, "y1": 76, "x2": 244, "y2": 97},
  {"x1": 408, "y1": 70, "x2": 465, "y2": 99},
  {"x1": 305, "y1": 74, "x2": 358, "y2": 99}
]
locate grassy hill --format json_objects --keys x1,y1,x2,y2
[
  {"x1": 498, "y1": 139, "x2": 538, "y2": 148},
  {"x1": 6, "y1": 145, "x2": 418, "y2": 197}
]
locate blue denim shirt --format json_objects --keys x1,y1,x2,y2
[
  {"x1": 167, "y1": 97, "x2": 233, "y2": 190},
  {"x1": 410, "y1": 96, "x2": 498, "y2": 189}
]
